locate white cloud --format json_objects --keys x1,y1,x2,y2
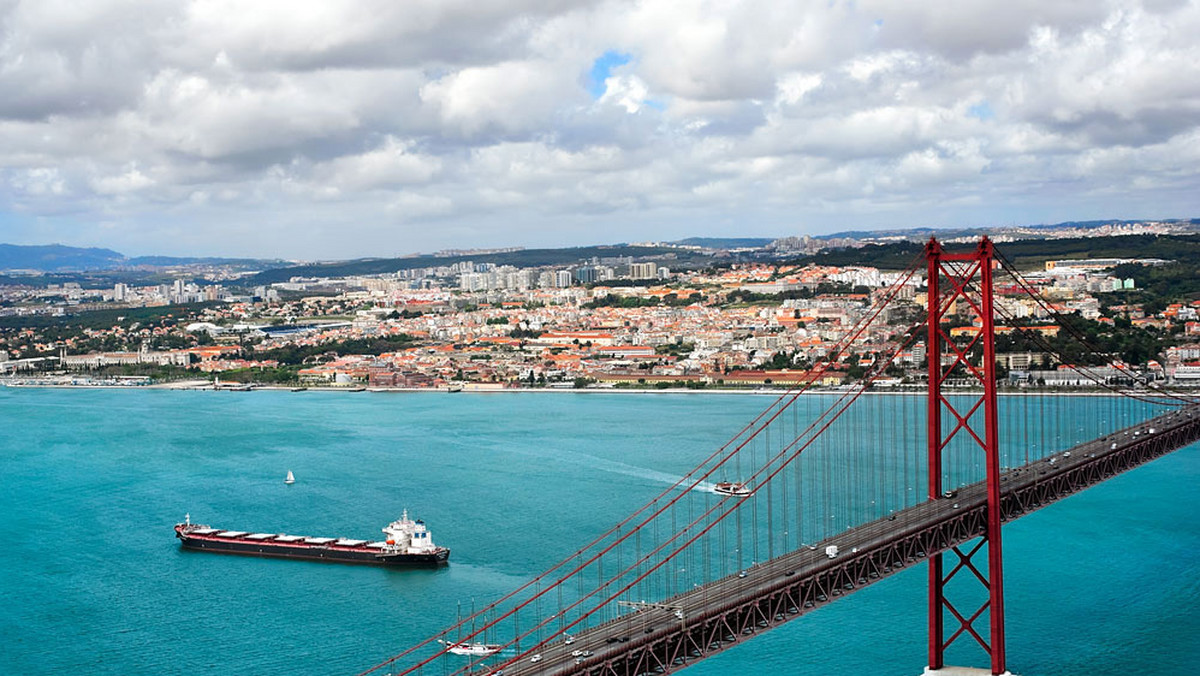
[
  {"x1": 136, "y1": 69, "x2": 364, "y2": 159},
  {"x1": 10, "y1": 167, "x2": 67, "y2": 196},
  {"x1": 420, "y1": 59, "x2": 584, "y2": 137},
  {"x1": 90, "y1": 166, "x2": 155, "y2": 194},
  {"x1": 386, "y1": 191, "x2": 454, "y2": 219},
  {"x1": 861, "y1": 0, "x2": 1110, "y2": 58},
  {"x1": 776, "y1": 73, "x2": 822, "y2": 106},
  {"x1": 598, "y1": 74, "x2": 650, "y2": 113},
  {"x1": 0, "y1": 0, "x2": 1196, "y2": 258},
  {"x1": 321, "y1": 137, "x2": 442, "y2": 190}
]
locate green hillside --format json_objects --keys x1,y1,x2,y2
[{"x1": 244, "y1": 245, "x2": 702, "y2": 285}]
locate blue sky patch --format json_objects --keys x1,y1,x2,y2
[
  {"x1": 968, "y1": 101, "x2": 995, "y2": 121},
  {"x1": 588, "y1": 51, "x2": 631, "y2": 98}
]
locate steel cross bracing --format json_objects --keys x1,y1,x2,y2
[
  {"x1": 924, "y1": 237, "x2": 1007, "y2": 673},
  {"x1": 490, "y1": 405, "x2": 1200, "y2": 676}
]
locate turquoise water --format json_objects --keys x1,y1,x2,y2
[{"x1": 0, "y1": 389, "x2": 1195, "y2": 675}]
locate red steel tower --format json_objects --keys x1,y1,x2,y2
[{"x1": 924, "y1": 237, "x2": 1011, "y2": 676}]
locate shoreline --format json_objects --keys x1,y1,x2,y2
[{"x1": 2, "y1": 377, "x2": 1194, "y2": 398}]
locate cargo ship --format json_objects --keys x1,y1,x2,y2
[{"x1": 174, "y1": 510, "x2": 450, "y2": 566}]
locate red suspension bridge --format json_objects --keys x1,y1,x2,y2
[{"x1": 358, "y1": 238, "x2": 1200, "y2": 676}]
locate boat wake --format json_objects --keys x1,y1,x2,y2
[
  {"x1": 482, "y1": 439, "x2": 715, "y2": 494},
  {"x1": 557, "y1": 452, "x2": 715, "y2": 494}
]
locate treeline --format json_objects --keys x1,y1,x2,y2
[
  {"x1": 789, "y1": 234, "x2": 1200, "y2": 273},
  {"x1": 582, "y1": 293, "x2": 703, "y2": 309},
  {"x1": 245, "y1": 245, "x2": 694, "y2": 285},
  {"x1": 214, "y1": 367, "x2": 300, "y2": 384},
  {"x1": 723, "y1": 282, "x2": 861, "y2": 304},
  {"x1": 995, "y1": 317, "x2": 1167, "y2": 366},
  {"x1": 798, "y1": 241, "x2": 926, "y2": 270},
  {"x1": 993, "y1": 234, "x2": 1200, "y2": 270},
  {"x1": 613, "y1": 380, "x2": 710, "y2": 390},
  {"x1": 1110, "y1": 261, "x2": 1200, "y2": 303},
  {"x1": 0, "y1": 302, "x2": 220, "y2": 330},
  {"x1": 255, "y1": 334, "x2": 415, "y2": 364}
]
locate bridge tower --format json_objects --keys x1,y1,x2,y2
[{"x1": 924, "y1": 237, "x2": 1012, "y2": 676}]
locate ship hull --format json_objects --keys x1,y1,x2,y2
[{"x1": 176, "y1": 531, "x2": 450, "y2": 567}]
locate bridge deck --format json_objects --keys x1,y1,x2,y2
[{"x1": 488, "y1": 405, "x2": 1200, "y2": 676}]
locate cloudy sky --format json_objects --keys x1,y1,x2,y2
[{"x1": 1, "y1": 0, "x2": 1198, "y2": 259}]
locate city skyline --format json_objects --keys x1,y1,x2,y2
[{"x1": 1, "y1": 1, "x2": 1199, "y2": 259}]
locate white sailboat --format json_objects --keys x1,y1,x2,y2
[{"x1": 284, "y1": 470, "x2": 295, "y2": 485}]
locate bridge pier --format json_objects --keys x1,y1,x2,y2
[{"x1": 922, "y1": 667, "x2": 1015, "y2": 676}]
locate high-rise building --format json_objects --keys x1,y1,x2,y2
[
  {"x1": 459, "y1": 273, "x2": 489, "y2": 291},
  {"x1": 629, "y1": 262, "x2": 658, "y2": 279},
  {"x1": 575, "y1": 267, "x2": 599, "y2": 284}
]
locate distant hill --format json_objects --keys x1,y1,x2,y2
[
  {"x1": 822, "y1": 218, "x2": 1200, "y2": 242},
  {"x1": 126, "y1": 255, "x2": 284, "y2": 269},
  {"x1": 1021, "y1": 218, "x2": 1200, "y2": 231},
  {"x1": 244, "y1": 245, "x2": 704, "y2": 285},
  {"x1": 0, "y1": 244, "x2": 126, "y2": 271},
  {"x1": 670, "y1": 237, "x2": 776, "y2": 249},
  {"x1": 7, "y1": 217, "x2": 1196, "y2": 276},
  {"x1": 790, "y1": 233, "x2": 1200, "y2": 270},
  {"x1": 818, "y1": 227, "x2": 970, "y2": 241},
  {"x1": 0, "y1": 243, "x2": 281, "y2": 272}
]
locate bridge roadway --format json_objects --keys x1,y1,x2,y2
[{"x1": 481, "y1": 404, "x2": 1200, "y2": 676}]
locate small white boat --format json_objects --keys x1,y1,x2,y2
[
  {"x1": 438, "y1": 640, "x2": 502, "y2": 656},
  {"x1": 713, "y1": 481, "x2": 752, "y2": 496},
  {"x1": 284, "y1": 470, "x2": 295, "y2": 485}
]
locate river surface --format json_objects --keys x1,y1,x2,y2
[{"x1": 0, "y1": 388, "x2": 1196, "y2": 675}]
